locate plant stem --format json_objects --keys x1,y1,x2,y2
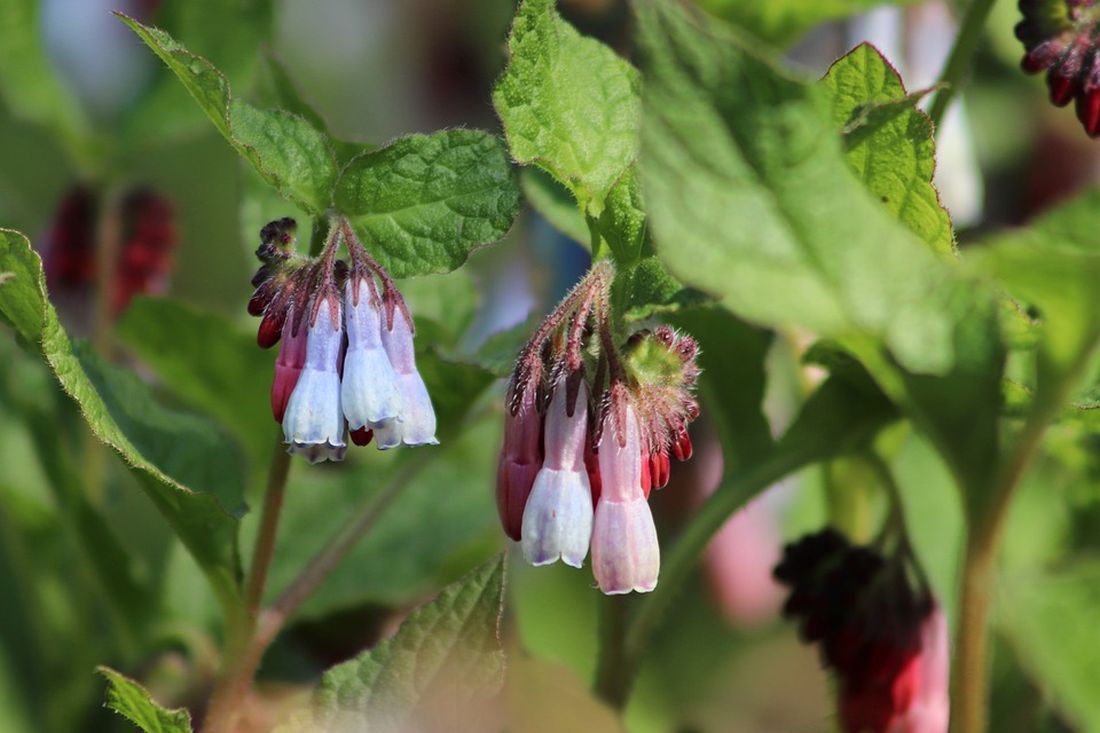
[
  {"x1": 594, "y1": 594, "x2": 630, "y2": 707},
  {"x1": 619, "y1": 446, "x2": 816, "y2": 700},
  {"x1": 951, "y1": 402, "x2": 1054, "y2": 733},
  {"x1": 926, "y1": 0, "x2": 998, "y2": 128},
  {"x1": 202, "y1": 456, "x2": 426, "y2": 732},
  {"x1": 203, "y1": 434, "x2": 292, "y2": 733}
]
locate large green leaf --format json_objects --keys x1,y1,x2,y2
[
  {"x1": 0, "y1": 229, "x2": 243, "y2": 611},
  {"x1": 822, "y1": 43, "x2": 955, "y2": 258},
  {"x1": 119, "y1": 15, "x2": 337, "y2": 214},
  {"x1": 334, "y1": 130, "x2": 520, "y2": 278},
  {"x1": 293, "y1": 556, "x2": 506, "y2": 731},
  {"x1": 493, "y1": 0, "x2": 640, "y2": 214},
  {"x1": 98, "y1": 668, "x2": 192, "y2": 733},
  {"x1": 116, "y1": 297, "x2": 275, "y2": 471},
  {"x1": 636, "y1": 0, "x2": 958, "y2": 376},
  {"x1": 1000, "y1": 562, "x2": 1100, "y2": 730}
]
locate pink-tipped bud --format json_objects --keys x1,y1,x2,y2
[
  {"x1": 889, "y1": 607, "x2": 949, "y2": 733},
  {"x1": 672, "y1": 428, "x2": 693, "y2": 461},
  {"x1": 521, "y1": 380, "x2": 593, "y2": 568},
  {"x1": 591, "y1": 403, "x2": 659, "y2": 594},
  {"x1": 257, "y1": 309, "x2": 285, "y2": 349},
  {"x1": 271, "y1": 311, "x2": 309, "y2": 423},
  {"x1": 496, "y1": 381, "x2": 542, "y2": 541}
]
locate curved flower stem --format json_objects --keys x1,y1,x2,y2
[{"x1": 926, "y1": 0, "x2": 998, "y2": 127}]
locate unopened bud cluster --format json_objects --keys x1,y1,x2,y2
[
  {"x1": 1017, "y1": 0, "x2": 1100, "y2": 135},
  {"x1": 248, "y1": 217, "x2": 437, "y2": 463},
  {"x1": 774, "y1": 529, "x2": 949, "y2": 733},
  {"x1": 496, "y1": 262, "x2": 701, "y2": 594}
]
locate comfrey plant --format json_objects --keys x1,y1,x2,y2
[
  {"x1": 496, "y1": 261, "x2": 702, "y2": 593},
  {"x1": 248, "y1": 217, "x2": 437, "y2": 463}
]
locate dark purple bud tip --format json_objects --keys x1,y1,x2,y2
[
  {"x1": 257, "y1": 310, "x2": 285, "y2": 349},
  {"x1": 247, "y1": 291, "x2": 268, "y2": 317},
  {"x1": 350, "y1": 427, "x2": 374, "y2": 447},
  {"x1": 1049, "y1": 72, "x2": 1078, "y2": 107},
  {"x1": 1077, "y1": 88, "x2": 1100, "y2": 136}
]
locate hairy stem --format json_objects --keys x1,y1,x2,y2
[
  {"x1": 203, "y1": 434, "x2": 292, "y2": 733},
  {"x1": 927, "y1": 0, "x2": 998, "y2": 127}
]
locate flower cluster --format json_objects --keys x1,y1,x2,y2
[
  {"x1": 1017, "y1": 0, "x2": 1100, "y2": 135},
  {"x1": 774, "y1": 529, "x2": 949, "y2": 733},
  {"x1": 248, "y1": 217, "x2": 437, "y2": 463},
  {"x1": 41, "y1": 184, "x2": 177, "y2": 317},
  {"x1": 496, "y1": 262, "x2": 701, "y2": 594}
]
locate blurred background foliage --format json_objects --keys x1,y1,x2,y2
[{"x1": 1, "y1": 0, "x2": 1100, "y2": 732}]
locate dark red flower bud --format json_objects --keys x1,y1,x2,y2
[
  {"x1": 42, "y1": 184, "x2": 98, "y2": 291},
  {"x1": 672, "y1": 428, "x2": 693, "y2": 461},
  {"x1": 640, "y1": 450, "x2": 652, "y2": 498},
  {"x1": 350, "y1": 426, "x2": 374, "y2": 446},
  {"x1": 257, "y1": 309, "x2": 286, "y2": 349},
  {"x1": 1077, "y1": 87, "x2": 1100, "y2": 134}
]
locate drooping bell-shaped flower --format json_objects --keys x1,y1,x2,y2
[
  {"x1": 521, "y1": 378, "x2": 593, "y2": 568},
  {"x1": 271, "y1": 308, "x2": 308, "y2": 423},
  {"x1": 341, "y1": 277, "x2": 401, "y2": 433},
  {"x1": 379, "y1": 307, "x2": 438, "y2": 448},
  {"x1": 591, "y1": 400, "x2": 659, "y2": 594},
  {"x1": 496, "y1": 378, "x2": 542, "y2": 541},
  {"x1": 282, "y1": 298, "x2": 346, "y2": 463}
]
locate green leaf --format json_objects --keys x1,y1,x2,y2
[
  {"x1": 334, "y1": 129, "x2": 521, "y2": 278},
  {"x1": 494, "y1": 0, "x2": 640, "y2": 213},
  {"x1": 116, "y1": 297, "x2": 275, "y2": 471},
  {"x1": 636, "y1": 0, "x2": 958, "y2": 376},
  {"x1": 98, "y1": 667, "x2": 193, "y2": 733},
  {"x1": 520, "y1": 168, "x2": 588, "y2": 246},
  {"x1": 821, "y1": 43, "x2": 955, "y2": 258},
  {"x1": 0, "y1": 229, "x2": 243, "y2": 612},
  {"x1": 976, "y1": 188, "x2": 1100, "y2": 406},
  {"x1": 1000, "y1": 562, "x2": 1100, "y2": 730},
  {"x1": 596, "y1": 166, "x2": 647, "y2": 265},
  {"x1": 301, "y1": 555, "x2": 506, "y2": 730},
  {"x1": 119, "y1": 14, "x2": 337, "y2": 214},
  {"x1": 670, "y1": 308, "x2": 773, "y2": 469},
  {"x1": 618, "y1": 257, "x2": 708, "y2": 322},
  {"x1": 694, "y1": 0, "x2": 917, "y2": 48}
]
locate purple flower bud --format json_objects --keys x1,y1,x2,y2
[
  {"x1": 380, "y1": 308, "x2": 438, "y2": 447},
  {"x1": 521, "y1": 380, "x2": 593, "y2": 568},
  {"x1": 591, "y1": 403, "x2": 659, "y2": 594},
  {"x1": 282, "y1": 298, "x2": 346, "y2": 463},
  {"x1": 496, "y1": 380, "x2": 542, "y2": 541},
  {"x1": 271, "y1": 310, "x2": 308, "y2": 423},
  {"x1": 341, "y1": 278, "x2": 401, "y2": 433}
]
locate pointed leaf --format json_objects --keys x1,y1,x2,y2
[
  {"x1": 636, "y1": 0, "x2": 959, "y2": 375},
  {"x1": 0, "y1": 229, "x2": 243, "y2": 611},
  {"x1": 98, "y1": 668, "x2": 193, "y2": 733},
  {"x1": 822, "y1": 43, "x2": 955, "y2": 257},
  {"x1": 494, "y1": 0, "x2": 640, "y2": 212},
  {"x1": 301, "y1": 556, "x2": 506, "y2": 731},
  {"x1": 119, "y1": 15, "x2": 337, "y2": 214}
]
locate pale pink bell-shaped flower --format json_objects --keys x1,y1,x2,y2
[
  {"x1": 271, "y1": 308, "x2": 308, "y2": 424},
  {"x1": 282, "y1": 298, "x2": 346, "y2": 463},
  {"x1": 889, "y1": 607, "x2": 950, "y2": 733},
  {"x1": 496, "y1": 380, "x2": 542, "y2": 541},
  {"x1": 380, "y1": 307, "x2": 438, "y2": 447},
  {"x1": 591, "y1": 403, "x2": 659, "y2": 594},
  {"x1": 521, "y1": 380, "x2": 593, "y2": 568},
  {"x1": 341, "y1": 278, "x2": 401, "y2": 434}
]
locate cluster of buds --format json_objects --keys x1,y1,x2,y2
[
  {"x1": 41, "y1": 184, "x2": 177, "y2": 317},
  {"x1": 248, "y1": 217, "x2": 437, "y2": 463},
  {"x1": 1017, "y1": 0, "x2": 1100, "y2": 136},
  {"x1": 774, "y1": 529, "x2": 949, "y2": 733},
  {"x1": 496, "y1": 261, "x2": 702, "y2": 594}
]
